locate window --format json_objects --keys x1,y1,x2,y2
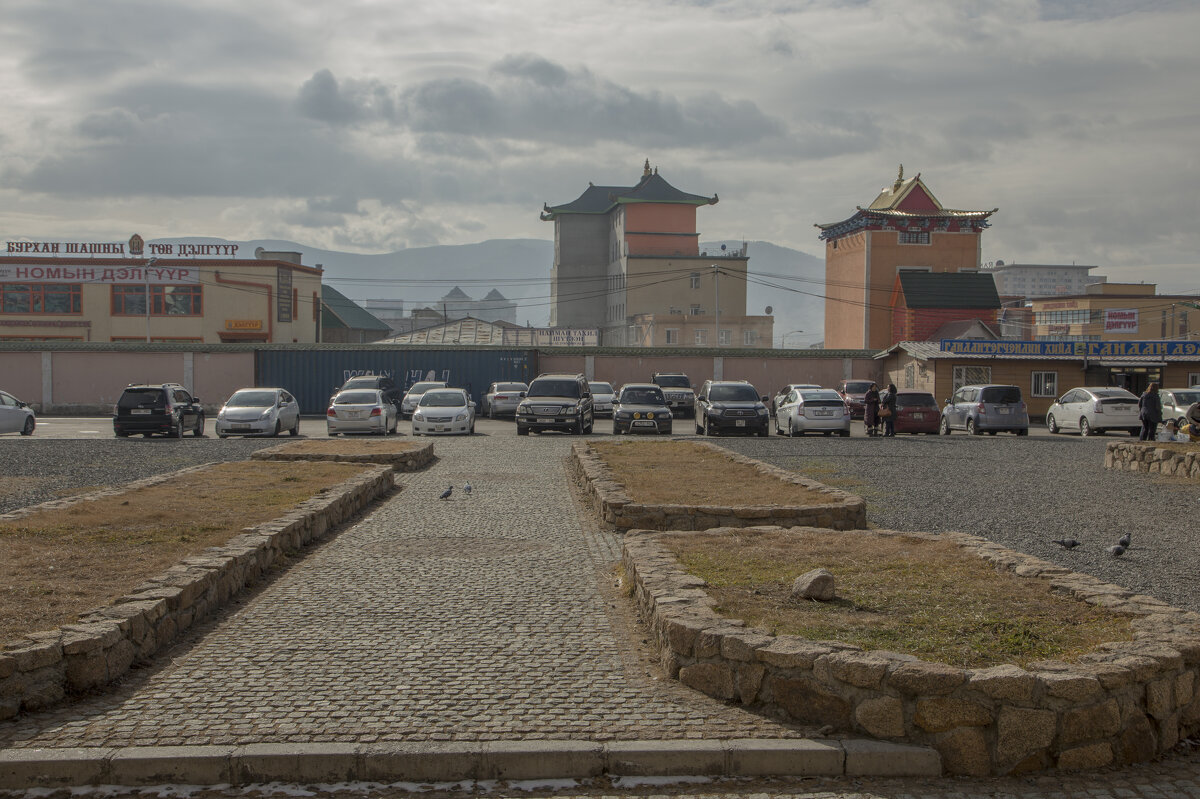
[
  {"x1": 1032, "y1": 371, "x2": 1058, "y2": 398},
  {"x1": 1189, "y1": 372, "x2": 1200, "y2": 387},
  {"x1": 904, "y1": 363, "x2": 915, "y2": 389},
  {"x1": 111, "y1": 285, "x2": 202, "y2": 316},
  {"x1": 690, "y1": 272, "x2": 701, "y2": 289},
  {"x1": 0, "y1": 283, "x2": 82, "y2": 314},
  {"x1": 899, "y1": 232, "x2": 930, "y2": 244},
  {"x1": 718, "y1": 329, "x2": 731, "y2": 345},
  {"x1": 952, "y1": 365, "x2": 991, "y2": 391},
  {"x1": 689, "y1": 305, "x2": 703, "y2": 315},
  {"x1": 665, "y1": 328, "x2": 679, "y2": 345},
  {"x1": 695, "y1": 329, "x2": 708, "y2": 345},
  {"x1": 742, "y1": 330, "x2": 757, "y2": 346}
]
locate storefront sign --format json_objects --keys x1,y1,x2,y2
[
  {"x1": 0, "y1": 264, "x2": 200, "y2": 284},
  {"x1": 1104, "y1": 309, "x2": 1138, "y2": 333},
  {"x1": 276, "y1": 267, "x2": 293, "y2": 323},
  {"x1": 225, "y1": 319, "x2": 263, "y2": 330},
  {"x1": 1038, "y1": 300, "x2": 1079, "y2": 310},
  {"x1": 5, "y1": 240, "x2": 239, "y2": 257},
  {"x1": 941, "y1": 339, "x2": 1200, "y2": 358},
  {"x1": 501, "y1": 328, "x2": 599, "y2": 347}
]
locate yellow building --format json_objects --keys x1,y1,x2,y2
[
  {"x1": 1031, "y1": 283, "x2": 1199, "y2": 342},
  {"x1": 0, "y1": 243, "x2": 322, "y2": 343}
]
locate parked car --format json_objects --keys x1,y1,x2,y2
[
  {"x1": 695, "y1": 380, "x2": 770, "y2": 437},
  {"x1": 327, "y1": 388, "x2": 398, "y2": 436},
  {"x1": 612, "y1": 384, "x2": 673, "y2": 435},
  {"x1": 113, "y1": 383, "x2": 205, "y2": 438},
  {"x1": 215, "y1": 388, "x2": 301, "y2": 438},
  {"x1": 771, "y1": 383, "x2": 821, "y2": 415},
  {"x1": 399, "y1": 380, "x2": 448, "y2": 419},
  {"x1": 940, "y1": 384, "x2": 1029, "y2": 436},
  {"x1": 1046, "y1": 387, "x2": 1140, "y2": 437},
  {"x1": 892, "y1": 391, "x2": 940, "y2": 435},
  {"x1": 515, "y1": 373, "x2": 594, "y2": 435},
  {"x1": 589, "y1": 381, "x2": 616, "y2": 417},
  {"x1": 0, "y1": 390, "x2": 35, "y2": 436},
  {"x1": 334, "y1": 375, "x2": 402, "y2": 411},
  {"x1": 836, "y1": 379, "x2": 876, "y2": 420},
  {"x1": 1160, "y1": 388, "x2": 1200, "y2": 428},
  {"x1": 774, "y1": 388, "x2": 850, "y2": 437},
  {"x1": 482, "y1": 381, "x2": 528, "y2": 418},
  {"x1": 411, "y1": 388, "x2": 475, "y2": 435},
  {"x1": 651, "y1": 372, "x2": 695, "y2": 418}
]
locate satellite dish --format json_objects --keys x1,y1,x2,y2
[
  {"x1": 254, "y1": 247, "x2": 265, "y2": 259},
  {"x1": 765, "y1": 306, "x2": 773, "y2": 315},
  {"x1": 720, "y1": 244, "x2": 727, "y2": 251},
  {"x1": 995, "y1": 259, "x2": 1005, "y2": 266}
]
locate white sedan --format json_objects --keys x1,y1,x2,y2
[
  {"x1": 775, "y1": 388, "x2": 851, "y2": 437},
  {"x1": 589, "y1": 381, "x2": 615, "y2": 417},
  {"x1": 327, "y1": 389, "x2": 398, "y2": 436},
  {"x1": 412, "y1": 388, "x2": 475, "y2": 435},
  {"x1": 215, "y1": 388, "x2": 301, "y2": 438},
  {"x1": 0, "y1": 390, "x2": 36, "y2": 436},
  {"x1": 1046, "y1": 387, "x2": 1140, "y2": 437}
]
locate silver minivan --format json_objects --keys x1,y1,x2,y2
[{"x1": 940, "y1": 384, "x2": 1029, "y2": 436}]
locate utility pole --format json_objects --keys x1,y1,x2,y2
[
  {"x1": 144, "y1": 256, "x2": 158, "y2": 343},
  {"x1": 712, "y1": 264, "x2": 720, "y2": 347}
]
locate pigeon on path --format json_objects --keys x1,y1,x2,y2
[
  {"x1": 1108, "y1": 544, "x2": 1126, "y2": 557},
  {"x1": 439, "y1": 485, "x2": 452, "y2": 500},
  {"x1": 464, "y1": 481, "x2": 472, "y2": 496},
  {"x1": 1053, "y1": 538, "x2": 1081, "y2": 550},
  {"x1": 1117, "y1": 532, "x2": 1131, "y2": 549}
]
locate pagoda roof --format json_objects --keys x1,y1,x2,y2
[
  {"x1": 441, "y1": 286, "x2": 472, "y2": 301},
  {"x1": 542, "y1": 162, "x2": 717, "y2": 220},
  {"x1": 482, "y1": 288, "x2": 509, "y2": 300}
]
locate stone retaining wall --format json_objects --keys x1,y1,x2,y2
[
  {"x1": 1105, "y1": 441, "x2": 1200, "y2": 479},
  {"x1": 0, "y1": 464, "x2": 395, "y2": 721},
  {"x1": 570, "y1": 442, "x2": 867, "y2": 531},
  {"x1": 251, "y1": 441, "x2": 434, "y2": 471},
  {"x1": 623, "y1": 526, "x2": 1200, "y2": 776}
]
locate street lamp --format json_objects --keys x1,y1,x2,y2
[
  {"x1": 144, "y1": 256, "x2": 158, "y2": 343},
  {"x1": 782, "y1": 330, "x2": 805, "y2": 348}
]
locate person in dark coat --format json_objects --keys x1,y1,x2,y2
[
  {"x1": 880, "y1": 383, "x2": 898, "y2": 437},
  {"x1": 863, "y1": 383, "x2": 880, "y2": 436},
  {"x1": 1138, "y1": 382, "x2": 1162, "y2": 441}
]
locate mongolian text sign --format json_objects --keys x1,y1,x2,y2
[
  {"x1": 6, "y1": 240, "x2": 239, "y2": 257},
  {"x1": 0, "y1": 264, "x2": 200, "y2": 284},
  {"x1": 501, "y1": 328, "x2": 599, "y2": 347},
  {"x1": 1104, "y1": 309, "x2": 1138, "y2": 333},
  {"x1": 940, "y1": 339, "x2": 1200, "y2": 358}
]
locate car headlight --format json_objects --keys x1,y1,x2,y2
[
  {"x1": 455, "y1": 412, "x2": 467, "y2": 421},
  {"x1": 217, "y1": 408, "x2": 227, "y2": 419},
  {"x1": 757, "y1": 407, "x2": 768, "y2": 415},
  {"x1": 412, "y1": 412, "x2": 424, "y2": 421},
  {"x1": 517, "y1": 403, "x2": 530, "y2": 414},
  {"x1": 260, "y1": 409, "x2": 274, "y2": 419}
]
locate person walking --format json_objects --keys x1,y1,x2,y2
[
  {"x1": 1138, "y1": 382, "x2": 1162, "y2": 441},
  {"x1": 863, "y1": 383, "x2": 880, "y2": 436},
  {"x1": 880, "y1": 383, "x2": 898, "y2": 437}
]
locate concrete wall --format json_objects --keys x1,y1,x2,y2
[{"x1": 551, "y1": 216, "x2": 609, "y2": 328}]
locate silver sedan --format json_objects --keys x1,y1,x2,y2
[
  {"x1": 774, "y1": 388, "x2": 851, "y2": 437},
  {"x1": 327, "y1": 389, "x2": 399, "y2": 436},
  {"x1": 215, "y1": 388, "x2": 301, "y2": 438},
  {"x1": 411, "y1": 388, "x2": 475, "y2": 435},
  {"x1": 0, "y1": 390, "x2": 36, "y2": 436}
]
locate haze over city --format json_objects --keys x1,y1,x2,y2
[{"x1": 2, "y1": 0, "x2": 1197, "y2": 298}]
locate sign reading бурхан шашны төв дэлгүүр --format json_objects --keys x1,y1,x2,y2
[{"x1": 940, "y1": 340, "x2": 1200, "y2": 358}]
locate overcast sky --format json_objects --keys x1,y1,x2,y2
[{"x1": 1, "y1": 0, "x2": 1197, "y2": 291}]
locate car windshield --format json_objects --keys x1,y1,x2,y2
[
  {"x1": 1092, "y1": 389, "x2": 1136, "y2": 399},
  {"x1": 843, "y1": 381, "x2": 873, "y2": 394},
  {"x1": 343, "y1": 377, "x2": 383, "y2": 389},
  {"x1": 528, "y1": 380, "x2": 580, "y2": 398},
  {"x1": 620, "y1": 388, "x2": 665, "y2": 405},
  {"x1": 589, "y1": 382, "x2": 613, "y2": 394},
  {"x1": 799, "y1": 390, "x2": 842, "y2": 401},
  {"x1": 494, "y1": 383, "x2": 526, "y2": 392},
  {"x1": 896, "y1": 393, "x2": 937, "y2": 408},
  {"x1": 226, "y1": 391, "x2": 278, "y2": 407},
  {"x1": 118, "y1": 389, "x2": 165, "y2": 408},
  {"x1": 709, "y1": 384, "x2": 759, "y2": 402},
  {"x1": 420, "y1": 391, "x2": 466, "y2": 407},
  {"x1": 1169, "y1": 391, "x2": 1200, "y2": 405},
  {"x1": 654, "y1": 375, "x2": 690, "y2": 388},
  {"x1": 335, "y1": 391, "x2": 379, "y2": 405},
  {"x1": 980, "y1": 386, "x2": 1022, "y2": 404},
  {"x1": 407, "y1": 382, "x2": 442, "y2": 394}
]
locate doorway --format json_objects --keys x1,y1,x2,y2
[{"x1": 1101, "y1": 367, "x2": 1163, "y2": 395}]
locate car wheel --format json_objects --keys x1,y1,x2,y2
[
  {"x1": 488, "y1": 405, "x2": 495, "y2": 420},
  {"x1": 290, "y1": 418, "x2": 300, "y2": 436},
  {"x1": 1128, "y1": 428, "x2": 1141, "y2": 437},
  {"x1": 218, "y1": 433, "x2": 229, "y2": 439},
  {"x1": 1047, "y1": 414, "x2": 1059, "y2": 434},
  {"x1": 272, "y1": 420, "x2": 282, "y2": 437},
  {"x1": 612, "y1": 425, "x2": 621, "y2": 435},
  {"x1": 21, "y1": 417, "x2": 35, "y2": 436},
  {"x1": 757, "y1": 424, "x2": 768, "y2": 437},
  {"x1": 172, "y1": 420, "x2": 184, "y2": 438},
  {"x1": 115, "y1": 430, "x2": 129, "y2": 438},
  {"x1": 988, "y1": 430, "x2": 997, "y2": 436},
  {"x1": 967, "y1": 419, "x2": 980, "y2": 435},
  {"x1": 940, "y1": 417, "x2": 952, "y2": 435},
  {"x1": 517, "y1": 425, "x2": 529, "y2": 436},
  {"x1": 1017, "y1": 428, "x2": 1029, "y2": 436},
  {"x1": 1079, "y1": 417, "x2": 1093, "y2": 437},
  {"x1": 840, "y1": 429, "x2": 851, "y2": 437},
  {"x1": 703, "y1": 417, "x2": 714, "y2": 436},
  {"x1": 193, "y1": 415, "x2": 204, "y2": 437},
  {"x1": 143, "y1": 432, "x2": 154, "y2": 438},
  {"x1": 469, "y1": 420, "x2": 475, "y2": 434},
  {"x1": 823, "y1": 431, "x2": 832, "y2": 436}
]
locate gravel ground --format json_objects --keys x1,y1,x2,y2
[
  {"x1": 0, "y1": 438, "x2": 285, "y2": 514},
  {"x1": 713, "y1": 433, "x2": 1200, "y2": 615}
]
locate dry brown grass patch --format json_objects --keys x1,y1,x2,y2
[
  {"x1": 268, "y1": 439, "x2": 423, "y2": 455},
  {"x1": 589, "y1": 440, "x2": 830, "y2": 506},
  {"x1": 0, "y1": 460, "x2": 373, "y2": 642},
  {"x1": 661, "y1": 528, "x2": 1132, "y2": 668}
]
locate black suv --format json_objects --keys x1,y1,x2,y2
[
  {"x1": 515, "y1": 373, "x2": 594, "y2": 435},
  {"x1": 695, "y1": 380, "x2": 770, "y2": 437},
  {"x1": 333, "y1": 375, "x2": 402, "y2": 410},
  {"x1": 651, "y1": 372, "x2": 695, "y2": 418},
  {"x1": 113, "y1": 383, "x2": 205, "y2": 438}
]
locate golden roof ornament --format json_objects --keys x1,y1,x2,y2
[
  {"x1": 644, "y1": 158, "x2": 652, "y2": 176},
  {"x1": 893, "y1": 164, "x2": 904, "y2": 192}
]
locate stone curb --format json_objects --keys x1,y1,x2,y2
[
  {"x1": 569, "y1": 441, "x2": 867, "y2": 531},
  {"x1": 0, "y1": 464, "x2": 396, "y2": 721},
  {"x1": 623, "y1": 525, "x2": 1200, "y2": 777},
  {"x1": 1105, "y1": 440, "x2": 1200, "y2": 479},
  {"x1": 251, "y1": 441, "x2": 435, "y2": 471},
  {"x1": 0, "y1": 738, "x2": 941, "y2": 788}
]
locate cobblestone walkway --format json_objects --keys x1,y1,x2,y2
[{"x1": 0, "y1": 435, "x2": 806, "y2": 748}]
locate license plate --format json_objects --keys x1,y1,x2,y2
[
  {"x1": 537, "y1": 417, "x2": 555, "y2": 423},
  {"x1": 436, "y1": 426, "x2": 449, "y2": 432},
  {"x1": 132, "y1": 409, "x2": 151, "y2": 415},
  {"x1": 735, "y1": 419, "x2": 746, "y2": 427},
  {"x1": 912, "y1": 413, "x2": 924, "y2": 420},
  {"x1": 813, "y1": 410, "x2": 833, "y2": 416},
  {"x1": 633, "y1": 420, "x2": 655, "y2": 427},
  {"x1": 232, "y1": 424, "x2": 251, "y2": 430},
  {"x1": 997, "y1": 408, "x2": 1010, "y2": 415}
]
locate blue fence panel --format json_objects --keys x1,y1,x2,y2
[{"x1": 256, "y1": 348, "x2": 538, "y2": 414}]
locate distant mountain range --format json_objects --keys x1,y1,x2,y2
[{"x1": 163, "y1": 237, "x2": 827, "y2": 347}]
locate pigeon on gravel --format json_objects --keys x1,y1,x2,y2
[
  {"x1": 439, "y1": 485, "x2": 452, "y2": 500},
  {"x1": 1108, "y1": 544, "x2": 1127, "y2": 557},
  {"x1": 464, "y1": 481, "x2": 472, "y2": 496},
  {"x1": 1117, "y1": 532, "x2": 1132, "y2": 548},
  {"x1": 1053, "y1": 538, "x2": 1082, "y2": 550}
]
